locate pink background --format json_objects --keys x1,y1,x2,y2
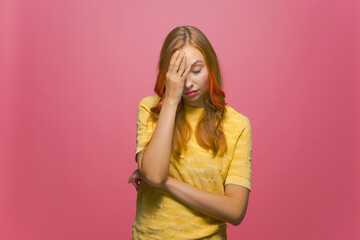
[{"x1": 1, "y1": 0, "x2": 359, "y2": 239}]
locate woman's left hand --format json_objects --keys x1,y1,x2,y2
[{"x1": 128, "y1": 169, "x2": 143, "y2": 191}]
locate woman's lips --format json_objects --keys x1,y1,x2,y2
[{"x1": 185, "y1": 90, "x2": 199, "y2": 96}]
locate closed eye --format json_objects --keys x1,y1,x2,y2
[{"x1": 193, "y1": 70, "x2": 201, "y2": 74}]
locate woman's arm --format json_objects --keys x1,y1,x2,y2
[
  {"x1": 160, "y1": 177, "x2": 250, "y2": 226},
  {"x1": 137, "y1": 102, "x2": 177, "y2": 187},
  {"x1": 137, "y1": 50, "x2": 191, "y2": 187}
]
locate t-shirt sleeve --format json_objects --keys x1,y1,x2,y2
[
  {"x1": 135, "y1": 97, "x2": 156, "y2": 162},
  {"x1": 224, "y1": 117, "x2": 253, "y2": 191}
]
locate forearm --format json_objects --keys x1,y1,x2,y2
[
  {"x1": 161, "y1": 177, "x2": 240, "y2": 225},
  {"x1": 140, "y1": 101, "x2": 178, "y2": 186}
]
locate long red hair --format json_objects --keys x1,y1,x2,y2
[{"x1": 145, "y1": 26, "x2": 228, "y2": 161}]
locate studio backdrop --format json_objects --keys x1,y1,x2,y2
[{"x1": 0, "y1": 0, "x2": 358, "y2": 239}]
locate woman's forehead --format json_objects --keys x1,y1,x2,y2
[{"x1": 180, "y1": 46, "x2": 203, "y2": 57}]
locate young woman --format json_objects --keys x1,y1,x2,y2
[{"x1": 128, "y1": 26, "x2": 253, "y2": 239}]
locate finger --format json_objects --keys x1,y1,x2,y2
[
  {"x1": 169, "y1": 50, "x2": 180, "y2": 73},
  {"x1": 132, "y1": 182, "x2": 141, "y2": 191},
  {"x1": 136, "y1": 176, "x2": 143, "y2": 180},
  {"x1": 177, "y1": 51, "x2": 186, "y2": 73},
  {"x1": 182, "y1": 66, "x2": 191, "y2": 79},
  {"x1": 172, "y1": 50, "x2": 184, "y2": 74},
  {"x1": 134, "y1": 172, "x2": 143, "y2": 179},
  {"x1": 178, "y1": 54, "x2": 186, "y2": 76}
]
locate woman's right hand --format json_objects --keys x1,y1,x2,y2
[{"x1": 164, "y1": 50, "x2": 192, "y2": 106}]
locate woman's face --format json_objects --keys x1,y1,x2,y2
[{"x1": 178, "y1": 45, "x2": 209, "y2": 108}]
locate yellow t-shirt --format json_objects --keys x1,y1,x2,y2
[{"x1": 132, "y1": 96, "x2": 252, "y2": 240}]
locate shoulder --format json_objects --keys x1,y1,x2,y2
[
  {"x1": 138, "y1": 95, "x2": 161, "y2": 109},
  {"x1": 224, "y1": 104, "x2": 251, "y2": 130}
]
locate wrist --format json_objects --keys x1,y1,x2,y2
[{"x1": 163, "y1": 99, "x2": 179, "y2": 108}]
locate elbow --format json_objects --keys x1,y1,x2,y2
[
  {"x1": 230, "y1": 209, "x2": 247, "y2": 226},
  {"x1": 231, "y1": 217, "x2": 243, "y2": 226},
  {"x1": 144, "y1": 174, "x2": 167, "y2": 187},
  {"x1": 139, "y1": 165, "x2": 167, "y2": 187},
  {"x1": 230, "y1": 216, "x2": 244, "y2": 226},
  {"x1": 139, "y1": 165, "x2": 168, "y2": 188},
  {"x1": 139, "y1": 153, "x2": 168, "y2": 187}
]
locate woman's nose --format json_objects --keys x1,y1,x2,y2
[{"x1": 185, "y1": 76, "x2": 193, "y2": 88}]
